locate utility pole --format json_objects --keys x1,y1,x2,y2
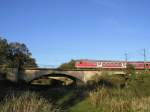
[
  {"x1": 143, "y1": 48, "x2": 146, "y2": 70},
  {"x1": 125, "y1": 53, "x2": 128, "y2": 63},
  {"x1": 125, "y1": 53, "x2": 128, "y2": 68}
]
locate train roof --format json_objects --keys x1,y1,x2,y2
[{"x1": 75, "y1": 59, "x2": 150, "y2": 63}]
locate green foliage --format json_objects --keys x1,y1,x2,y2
[
  {"x1": 89, "y1": 72, "x2": 126, "y2": 88},
  {"x1": 58, "y1": 59, "x2": 75, "y2": 69},
  {"x1": 124, "y1": 64, "x2": 136, "y2": 84},
  {"x1": 0, "y1": 37, "x2": 37, "y2": 70},
  {"x1": 126, "y1": 64, "x2": 135, "y2": 75},
  {"x1": 8, "y1": 42, "x2": 37, "y2": 68}
]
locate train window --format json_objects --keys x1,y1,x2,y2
[
  {"x1": 146, "y1": 64, "x2": 149, "y2": 66},
  {"x1": 98, "y1": 62, "x2": 101, "y2": 65}
]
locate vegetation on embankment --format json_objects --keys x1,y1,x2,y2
[
  {"x1": 69, "y1": 88, "x2": 150, "y2": 112},
  {"x1": 1, "y1": 71, "x2": 150, "y2": 112},
  {"x1": 0, "y1": 81, "x2": 87, "y2": 112},
  {"x1": 68, "y1": 71, "x2": 150, "y2": 112},
  {"x1": 0, "y1": 91, "x2": 59, "y2": 112}
]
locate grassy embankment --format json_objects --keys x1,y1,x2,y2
[
  {"x1": 68, "y1": 72, "x2": 150, "y2": 112},
  {"x1": 0, "y1": 81, "x2": 85, "y2": 112},
  {"x1": 1, "y1": 71, "x2": 150, "y2": 112}
]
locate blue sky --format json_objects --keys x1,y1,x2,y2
[{"x1": 0, "y1": 0, "x2": 150, "y2": 67}]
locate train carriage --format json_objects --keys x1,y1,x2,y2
[{"x1": 75, "y1": 59, "x2": 150, "y2": 70}]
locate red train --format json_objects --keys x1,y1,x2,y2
[{"x1": 75, "y1": 60, "x2": 150, "y2": 69}]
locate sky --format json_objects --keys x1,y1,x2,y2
[{"x1": 0, "y1": 0, "x2": 150, "y2": 67}]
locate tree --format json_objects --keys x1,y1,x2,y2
[
  {"x1": 0, "y1": 37, "x2": 37, "y2": 69},
  {"x1": 8, "y1": 42, "x2": 37, "y2": 69},
  {"x1": 58, "y1": 60, "x2": 75, "y2": 69},
  {"x1": 0, "y1": 37, "x2": 37, "y2": 81},
  {"x1": 0, "y1": 37, "x2": 9, "y2": 65},
  {"x1": 23, "y1": 57, "x2": 37, "y2": 68}
]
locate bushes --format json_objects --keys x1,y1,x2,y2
[
  {"x1": 88, "y1": 72, "x2": 126, "y2": 88},
  {"x1": 0, "y1": 91, "x2": 60, "y2": 112}
]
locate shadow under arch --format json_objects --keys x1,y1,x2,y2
[{"x1": 28, "y1": 73, "x2": 84, "y2": 85}]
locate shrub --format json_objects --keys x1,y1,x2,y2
[{"x1": 89, "y1": 72, "x2": 126, "y2": 88}]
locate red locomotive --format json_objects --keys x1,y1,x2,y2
[{"x1": 75, "y1": 59, "x2": 150, "y2": 69}]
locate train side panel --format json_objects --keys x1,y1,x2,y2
[
  {"x1": 75, "y1": 60, "x2": 150, "y2": 70},
  {"x1": 75, "y1": 60, "x2": 97, "y2": 68}
]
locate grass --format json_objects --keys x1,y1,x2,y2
[
  {"x1": 1, "y1": 71, "x2": 150, "y2": 112},
  {"x1": 68, "y1": 87, "x2": 150, "y2": 112},
  {"x1": 68, "y1": 72, "x2": 150, "y2": 112},
  {"x1": 0, "y1": 91, "x2": 60, "y2": 112},
  {"x1": 0, "y1": 85, "x2": 86, "y2": 112},
  {"x1": 88, "y1": 88, "x2": 147, "y2": 112}
]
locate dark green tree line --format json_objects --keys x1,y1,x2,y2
[{"x1": 58, "y1": 59, "x2": 75, "y2": 69}]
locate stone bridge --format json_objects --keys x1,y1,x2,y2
[{"x1": 6, "y1": 68, "x2": 125, "y2": 83}]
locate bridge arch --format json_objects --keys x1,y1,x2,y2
[{"x1": 28, "y1": 72, "x2": 84, "y2": 85}]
